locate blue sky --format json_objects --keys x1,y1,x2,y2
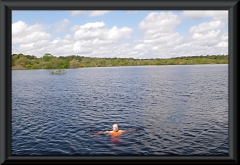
[{"x1": 12, "y1": 10, "x2": 228, "y2": 59}]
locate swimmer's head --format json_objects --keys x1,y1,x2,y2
[{"x1": 112, "y1": 124, "x2": 118, "y2": 132}]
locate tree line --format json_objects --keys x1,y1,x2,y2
[{"x1": 12, "y1": 53, "x2": 228, "y2": 70}]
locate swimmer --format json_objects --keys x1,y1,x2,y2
[{"x1": 93, "y1": 124, "x2": 134, "y2": 137}]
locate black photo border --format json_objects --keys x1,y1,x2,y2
[{"x1": 0, "y1": 0, "x2": 239, "y2": 164}]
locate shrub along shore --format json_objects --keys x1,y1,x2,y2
[{"x1": 12, "y1": 53, "x2": 228, "y2": 70}]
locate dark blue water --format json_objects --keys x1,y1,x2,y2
[{"x1": 12, "y1": 65, "x2": 228, "y2": 155}]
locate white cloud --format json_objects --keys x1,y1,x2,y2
[
  {"x1": 13, "y1": 31, "x2": 51, "y2": 44},
  {"x1": 72, "y1": 21, "x2": 105, "y2": 31},
  {"x1": 69, "y1": 22, "x2": 133, "y2": 56},
  {"x1": 126, "y1": 11, "x2": 139, "y2": 14},
  {"x1": 53, "y1": 19, "x2": 70, "y2": 33},
  {"x1": 19, "y1": 43, "x2": 35, "y2": 50},
  {"x1": 12, "y1": 21, "x2": 45, "y2": 36},
  {"x1": 189, "y1": 20, "x2": 225, "y2": 34},
  {"x1": 12, "y1": 21, "x2": 51, "y2": 44},
  {"x1": 64, "y1": 34, "x2": 71, "y2": 40},
  {"x1": 186, "y1": 15, "x2": 227, "y2": 53},
  {"x1": 73, "y1": 21, "x2": 133, "y2": 41},
  {"x1": 216, "y1": 41, "x2": 228, "y2": 48},
  {"x1": 12, "y1": 20, "x2": 133, "y2": 58},
  {"x1": 12, "y1": 11, "x2": 228, "y2": 59},
  {"x1": 172, "y1": 29, "x2": 228, "y2": 57},
  {"x1": 18, "y1": 41, "x2": 51, "y2": 52},
  {"x1": 70, "y1": 25, "x2": 80, "y2": 31},
  {"x1": 182, "y1": 10, "x2": 228, "y2": 21},
  {"x1": 192, "y1": 30, "x2": 221, "y2": 40},
  {"x1": 132, "y1": 11, "x2": 184, "y2": 58},
  {"x1": 221, "y1": 33, "x2": 228, "y2": 41},
  {"x1": 133, "y1": 11, "x2": 228, "y2": 58},
  {"x1": 139, "y1": 11, "x2": 181, "y2": 33},
  {"x1": 70, "y1": 11, "x2": 85, "y2": 16},
  {"x1": 88, "y1": 11, "x2": 111, "y2": 17},
  {"x1": 69, "y1": 10, "x2": 111, "y2": 17}
]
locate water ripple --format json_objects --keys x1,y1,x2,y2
[{"x1": 12, "y1": 65, "x2": 228, "y2": 155}]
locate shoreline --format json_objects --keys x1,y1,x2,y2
[
  {"x1": 12, "y1": 54, "x2": 228, "y2": 70},
  {"x1": 12, "y1": 63, "x2": 228, "y2": 70}
]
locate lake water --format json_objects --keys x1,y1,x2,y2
[{"x1": 12, "y1": 65, "x2": 228, "y2": 155}]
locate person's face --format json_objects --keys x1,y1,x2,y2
[{"x1": 112, "y1": 125, "x2": 118, "y2": 132}]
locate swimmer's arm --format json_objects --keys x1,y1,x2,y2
[
  {"x1": 93, "y1": 131, "x2": 111, "y2": 135},
  {"x1": 120, "y1": 130, "x2": 135, "y2": 133},
  {"x1": 102, "y1": 131, "x2": 111, "y2": 134}
]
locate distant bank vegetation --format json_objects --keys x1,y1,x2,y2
[{"x1": 12, "y1": 53, "x2": 228, "y2": 70}]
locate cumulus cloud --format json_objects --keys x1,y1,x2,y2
[
  {"x1": 53, "y1": 19, "x2": 70, "y2": 33},
  {"x1": 172, "y1": 29, "x2": 228, "y2": 57},
  {"x1": 189, "y1": 20, "x2": 225, "y2": 34},
  {"x1": 184, "y1": 12, "x2": 228, "y2": 56},
  {"x1": 64, "y1": 34, "x2": 71, "y2": 40},
  {"x1": 12, "y1": 10, "x2": 228, "y2": 59},
  {"x1": 182, "y1": 10, "x2": 228, "y2": 21},
  {"x1": 69, "y1": 22, "x2": 133, "y2": 55},
  {"x1": 89, "y1": 11, "x2": 111, "y2": 17},
  {"x1": 133, "y1": 11, "x2": 228, "y2": 58},
  {"x1": 126, "y1": 11, "x2": 139, "y2": 14},
  {"x1": 70, "y1": 11, "x2": 85, "y2": 16},
  {"x1": 12, "y1": 21, "x2": 51, "y2": 44},
  {"x1": 73, "y1": 21, "x2": 133, "y2": 41},
  {"x1": 132, "y1": 11, "x2": 184, "y2": 58},
  {"x1": 12, "y1": 20, "x2": 133, "y2": 58},
  {"x1": 173, "y1": 34, "x2": 228, "y2": 57},
  {"x1": 70, "y1": 10, "x2": 111, "y2": 17},
  {"x1": 139, "y1": 11, "x2": 181, "y2": 32}
]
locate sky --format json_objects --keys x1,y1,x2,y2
[{"x1": 12, "y1": 10, "x2": 228, "y2": 59}]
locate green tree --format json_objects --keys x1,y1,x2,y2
[
  {"x1": 12, "y1": 54, "x2": 228, "y2": 69},
  {"x1": 69, "y1": 59, "x2": 80, "y2": 68},
  {"x1": 43, "y1": 53, "x2": 54, "y2": 62},
  {"x1": 47, "y1": 58, "x2": 65, "y2": 69},
  {"x1": 12, "y1": 54, "x2": 19, "y2": 66},
  {"x1": 15, "y1": 56, "x2": 30, "y2": 67},
  {"x1": 45, "y1": 62, "x2": 53, "y2": 69}
]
